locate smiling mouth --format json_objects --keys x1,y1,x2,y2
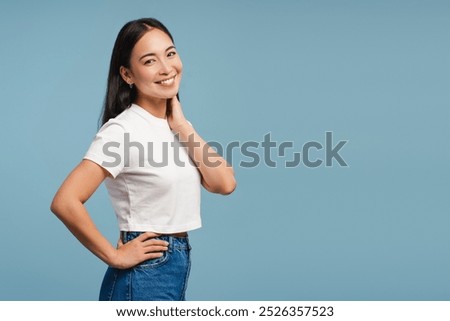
[{"x1": 155, "y1": 75, "x2": 176, "y2": 86}]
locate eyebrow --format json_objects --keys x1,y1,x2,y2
[{"x1": 139, "y1": 45, "x2": 176, "y2": 61}]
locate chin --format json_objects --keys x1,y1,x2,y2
[{"x1": 163, "y1": 88, "x2": 180, "y2": 99}]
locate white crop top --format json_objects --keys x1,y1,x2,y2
[{"x1": 83, "y1": 104, "x2": 201, "y2": 233}]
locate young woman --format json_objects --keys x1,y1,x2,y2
[{"x1": 50, "y1": 18, "x2": 236, "y2": 301}]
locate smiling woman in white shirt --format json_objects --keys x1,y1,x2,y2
[{"x1": 50, "y1": 17, "x2": 236, "y2": 301}]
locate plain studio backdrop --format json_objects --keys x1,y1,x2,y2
[{"x1": 0, "y1": 0, "x2": 449, "y2": 300}]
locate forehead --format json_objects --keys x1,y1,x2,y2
[{"x1": 132, "y1": 28, "x2": 174, "y2": 56}]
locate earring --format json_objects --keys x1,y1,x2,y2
[{"x1": 129, "y1": 83, "x2": 133, "y2": 89}]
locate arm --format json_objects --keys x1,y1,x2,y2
[
  {"x1": 167, "y1": 96, "x2": 236, "y2": 195},
  {"x1": 50, "y1": 159, "x2": 168, "y2": 269}
]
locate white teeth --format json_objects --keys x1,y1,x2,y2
[{"x1": 158, "y1": 77, "x2": 175, "y2": 85}]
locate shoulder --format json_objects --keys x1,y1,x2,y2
[{"x1": 99, "y1": 107, "x2": 138, "y2": 133}]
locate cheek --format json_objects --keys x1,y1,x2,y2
[
  {"x1": 175, "y1": 60, "x2": 183, "y2": 82},
  {"x1": 175, "y1": 58, "x2": 183, "y2": 73},
  {"x1": 133, "y1": 70, "x2": 156, "y2": 84}
]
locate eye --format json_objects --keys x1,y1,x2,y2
[
  {"x1": 167, "y1": 51, "x2": 177, "y2": 57},
  {"x1": 144, "y1": 59, "x2": 156, "y2": 65}
]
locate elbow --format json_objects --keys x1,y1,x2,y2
[
  {"x1": 221, "y1": 178, "x2": 237, "y2": 195},
  {"x1": 50, "y1": 195, "x2": 63, "y2": 218},
  {"x1": 218, "y1": 167, "x2": 237, "y2": 195},
  {"x1": 50, "y1": 193, "x2": 71, "y2": 219},
  {"x1": 202, "y1": 168, "x2": 237, "y2": 195},
  {"x1": 213, "y1": 177, "x2": 237, "y2": 195}
]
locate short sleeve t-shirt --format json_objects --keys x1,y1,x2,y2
[{"x1": 83, "y1": 104, "x2": 201, "y2": 233}]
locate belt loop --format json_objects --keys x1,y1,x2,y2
[
  {"x1": 120, "y1": 231, "x2": 127, "y2": 244},
  {"x1": 185, "y1": 235, "x2": 192, "y2": 250},
  {"x1": 168, "y1": 236, "x2": 173, "y2": 253}
]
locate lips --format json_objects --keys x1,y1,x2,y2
[{"x1": 155, "y1": 75, "x2": 176, "y2": 86}]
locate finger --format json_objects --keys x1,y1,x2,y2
[
  {"x1": 170, "y1": 95, "x2": 182, "y2": 110},
  {"x1": 144, "y1": 252, "x2": 164, "y2": 260},
  {"x1": 144, "y1": 245, "x2": 169, "y2": 254},
  {"x1": 143, "y1": 239, "x2": 169, "y2": 247},
  {"x1": 136, "y1": 232, "x2": 161, "y2": 241}
]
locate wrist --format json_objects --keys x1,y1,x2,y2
[
  {"x1": 171, "y1": 120, "x2": 193, "y2": 134},
  {"x1": 105, "y1": 247, "x2": 121, "y2": 268}
]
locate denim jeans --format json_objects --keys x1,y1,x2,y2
[{"x1": 99, "y1": 232, "x2": 192, "y2": 301}]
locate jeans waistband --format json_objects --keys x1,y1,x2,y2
[{"x1": 120, "y1": 231, "x2": 191, "y2": 251}]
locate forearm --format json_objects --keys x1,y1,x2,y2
[
  {"x1": 173, "y1": 122, "x2": 236, "y2": 194},
  {"x1": 51, "y1": 199, "x2": 117, "y2": 266}
]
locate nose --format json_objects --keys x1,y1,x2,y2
[{"x1": 159, "y1": 59, "x2": 172, "y2": 75}]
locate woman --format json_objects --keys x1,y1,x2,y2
[{"x1": 50, "y1": 18, "x2": 236, "y2": 301}]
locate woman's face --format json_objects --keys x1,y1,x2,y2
[{"x1": 122, "y1": 28, "x2": 182, "y2": 102}]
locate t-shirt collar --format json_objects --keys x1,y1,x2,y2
[{"x1": 129, "y1": 103, "x2": 169, "y2": 128}]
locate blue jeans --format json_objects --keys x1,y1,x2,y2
[{"x1": 99, "y1": 232, "x2": 192, "y2": 301}]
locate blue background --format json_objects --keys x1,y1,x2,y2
[{"x1": 1, "y1": 0, "x2": 449, "y2": 300}]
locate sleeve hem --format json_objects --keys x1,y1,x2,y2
[{"x1": 83, "y1": 155, "x2": 121, "y2": 179}]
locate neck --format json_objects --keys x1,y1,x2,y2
[{"x1": 134, "y1": 96, "x2": 167, "y2": 119}]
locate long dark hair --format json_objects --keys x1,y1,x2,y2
[{"x1": 100, "y1": 18, "x2": 175, "y2": 126}]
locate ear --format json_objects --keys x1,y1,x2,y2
[{"x1": 119, "y1": 66, "x2": 133, "y2": 85}]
